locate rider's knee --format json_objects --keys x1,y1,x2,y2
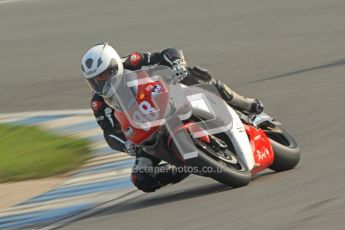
[{"x1": 130, "y1": 172, "x2": 158, "y2": 193}]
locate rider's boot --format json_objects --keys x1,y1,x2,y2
[
  {"x1": 185, "y1": 66, "x2": 263, "y2": 114},
  {"x1": 209, "y1": 78, "x2": 264, "y2": 114},
  {"x1": 154, "y1": 164, "x2": 190, "y2": 185}
]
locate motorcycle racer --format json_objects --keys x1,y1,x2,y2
[{"x1": 81, "y1": 42, "x2": 264, "y2": 192}]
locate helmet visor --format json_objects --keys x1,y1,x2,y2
[{"x1": 86, "y1": 71, "x2": 112, "y2": 97}]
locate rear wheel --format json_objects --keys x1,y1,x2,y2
[{"x1": 263, "y1": 126, "x2": 300, "y2": 171}]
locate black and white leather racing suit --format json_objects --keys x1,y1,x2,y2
[{"x1": 90, "y1": 48, "x2": 263, "y2": 192}]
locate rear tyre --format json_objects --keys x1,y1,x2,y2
[{"x1": 264, "y1": 127, "x2": 300, "y2": 171}]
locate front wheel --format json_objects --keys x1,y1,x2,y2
[{"x1": 183, "y1": 138, "x2": 252, "y2": 187}]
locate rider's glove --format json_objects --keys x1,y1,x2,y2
[
  {"x1": 171, "y1": 59, "x2": 188, "y2": 81},
  {"x1": 125, "y1": 140, "x2": 137, "y2": 156},
  {"x1": 248, "y1": 98, "x2": 264, "y2": 114}
]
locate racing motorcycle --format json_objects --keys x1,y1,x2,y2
[{"x1": 109, "y1": 66, "x2": 300, "y2": 188}]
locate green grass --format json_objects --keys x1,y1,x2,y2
[{"x1": 0, "y1": 123, "x2": 91, "y2": 183}]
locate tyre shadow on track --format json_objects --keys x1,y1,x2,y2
[
  {"x1": 252, "y1": 170, "x2": 276, "y2": 180},
  {"x1": 94, "y1": 182, "x2": 232, "y2": 217},
  {"x1": 93, "y1": 171, "x2": 281, "y2": 219}
]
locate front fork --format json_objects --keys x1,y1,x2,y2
[
  {"x1": 227, "y1": 105, "x2": 276, "y2": 174},
  {"x1": 226, "y1": 106, "x2": 256, "y2": 171}
]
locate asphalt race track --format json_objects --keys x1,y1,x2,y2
[{"x1": 1, "y1": 0, "x2": 345, "y2": 229}]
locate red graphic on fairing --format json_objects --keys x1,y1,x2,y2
[
  {"x1": 115, "y1": 72, "x2": 169, "y2": 145},
  {"x1": 244, "y1": 124, "x2": 274, "y2": 174},
  {"x1": 166, "y1": 121, "x2": 210, "y2": 148}
]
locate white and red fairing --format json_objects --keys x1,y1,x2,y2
[
  {"x1": 114, "y1": 71, "x2": 169, "y2": 145},
  {"x1": 115, "y1": 77, "x2": 274, "y2": 174}
]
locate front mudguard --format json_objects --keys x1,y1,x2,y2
[{"x1": 244, "y1": 124, "x2": 274, "y2": 174}]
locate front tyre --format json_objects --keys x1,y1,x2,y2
[{"x1": 184, "y1": 138, "x2": 252, "y2": 187}]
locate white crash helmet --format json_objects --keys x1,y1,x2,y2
[{"x1": 81, "y1": 43, "x2": 124, "y2": 97}]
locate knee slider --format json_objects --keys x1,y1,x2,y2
[{"x1": 131, "y1": 172, "x2": 157, "y2": 193}]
